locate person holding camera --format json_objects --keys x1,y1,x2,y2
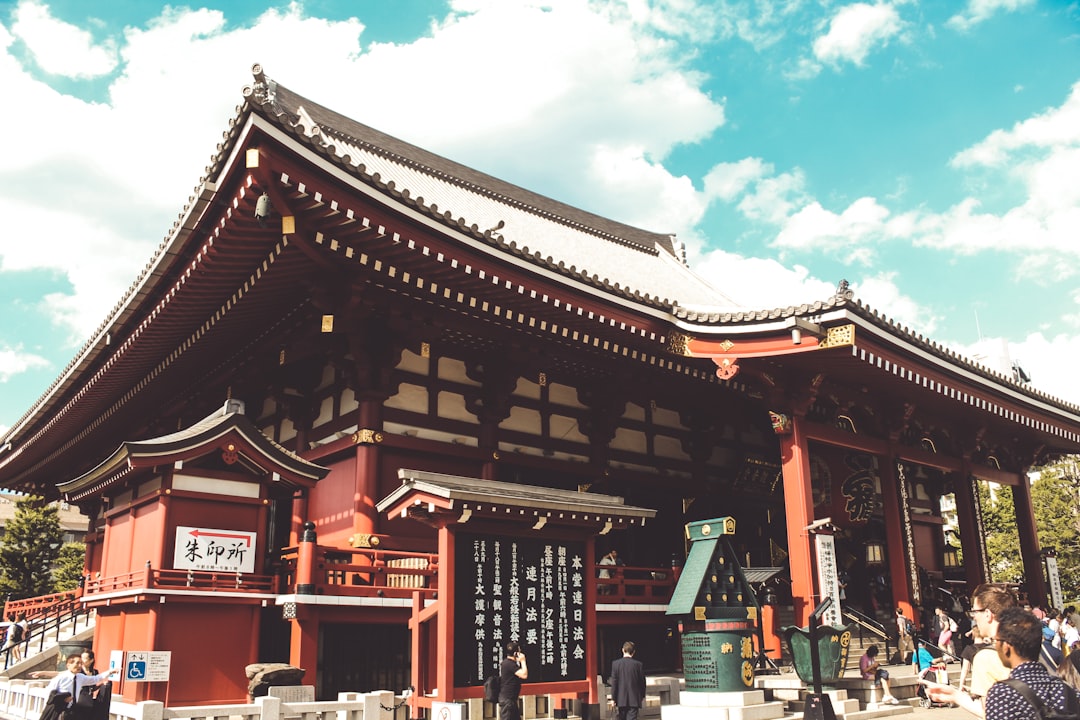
[{"x1": 499, "y1": 641, "x2": 528, "y2": 720}]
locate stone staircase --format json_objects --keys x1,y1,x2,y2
[{"x1": 1, "y1": 614, "x2": 95, "y2": 679}]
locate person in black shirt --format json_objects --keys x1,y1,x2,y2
[{"x1": 498, "y1": 641, "x2": 528, "y2": 720}]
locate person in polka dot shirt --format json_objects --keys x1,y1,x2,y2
[{"x1": 984, "y1": 607, "x2": 1079, "y2": 720}]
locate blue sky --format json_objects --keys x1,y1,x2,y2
[{"x1": 1, "y1": 0, "x2": 1079, "y2": 436}]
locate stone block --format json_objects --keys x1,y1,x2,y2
[{"x1": 680, "y1": 690, "x2": 764, "y2": 707}]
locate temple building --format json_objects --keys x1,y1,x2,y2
[{"x1": 2, "y1": 64, "x2": 1079, "y2": 707}]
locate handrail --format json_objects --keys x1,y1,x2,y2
[
  {"x1": 2, "y1": 594, "x2": 92, "y2": 671},
  {"x1": 84, "y1": 568, "x2": 277, "y2": 595},
  {"x1": 842, "y1": 607, "x2": 887, "y2": 638},
  {"x1": 278, "y1": 545, "x2": 440, "y2": 598},
  {"x1": 595, "y1": 565, "x2": 677, "y2": 603},
  {"x1": 3, "y1": 591, "x2": 78, "y2": 622}
]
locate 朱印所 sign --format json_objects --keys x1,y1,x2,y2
[{"x1": 173, "y1": 526, "x2": 256, "y2": 573}]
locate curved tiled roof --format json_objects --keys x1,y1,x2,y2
[
  {"x1": 240, "y1": 69, "x2": 738, "y2": 312},
  {"x1": 673, "y1": 284, "x2": 1080, "y2": 416},
  {"x1": 58, "y1": 401, "x2": 328, "y2": 498}
]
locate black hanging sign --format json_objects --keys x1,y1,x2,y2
[{"x1": 454, "y1": 532, "x2": 587, "y2": 686}]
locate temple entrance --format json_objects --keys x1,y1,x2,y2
[{"x1": 320, "y1": 624, "x2": 411, "y2": 698}]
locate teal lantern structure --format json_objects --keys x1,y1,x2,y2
[{"x1": 666, "y1": 517, "x2": 760, "y2": 692}]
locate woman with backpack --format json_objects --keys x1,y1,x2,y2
[{"x1": 937, "y1": 606, "x2": 958, "y2": 659}]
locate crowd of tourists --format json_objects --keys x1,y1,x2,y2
[{"x1": 895, "y1": 585, "x2": 1080, "y2": 718}]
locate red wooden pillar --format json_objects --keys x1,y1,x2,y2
[
  {"x1": 354, "y1": 398, "x2": 382, "y2": 537},
  {"x1": 1012, "y1": 474, "x2": 1047, "y2": 604},
  {"x1": 290, "y1": 494, "x2": 308, "y2": 545},
  {"x1": 953, "y1": 463, "x2": 989, "y2": 589},
  {"x1": 289, "y1": 604, "x2": 319, "y2": 687},
  {"x1": 436, "y1": 523, "x2": 456, "y2": 702},
  {"x1": 779, "y1": 414, "x2": 816, "y2": 626},
  {"x1": 878, "y1": 458, "x2": 913, "y2": 616}
]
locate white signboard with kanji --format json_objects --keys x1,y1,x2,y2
[
  {"x1": 815, "y1": 533, "x2": 843, "y2": 627},
  {"x1": 173, "y1": 526, "x2": 256, "y2": 573},
  {"x1": 1047, "y1": 556, "x2": 1064, "y2": 612}
]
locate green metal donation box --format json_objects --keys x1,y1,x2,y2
[{"x1": 666, "y1": 517, "x2": 760, "y2": 692}]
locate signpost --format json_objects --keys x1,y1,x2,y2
[
  {"x1": 454, "y1": 533, "x2": 587, "y2": 686},
  {"x1": 124, "y1": 651, "x2": 172, "y2": 682}
]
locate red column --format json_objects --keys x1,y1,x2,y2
[
  {"x1": 295, "y1": 522, "x2": 317, "y2": 594},
  {"x1": 1012, "y1": 474, "x2": 1047, "y2": 604},
  {"x1": 354, "y1": 398, "x2": 382, "y2": 537},
  {"x1": 878, "y1": 458, "x2": 913, "y2": 616},
  {"x1": 290, "y1": 605, "x2": 319, "y2": 687},
  {"x1": 436, "y1": 523, "x2": 456, "y2": 702},
  {"x1": 953, "y1": 462, "x2": 989, "y2": 589},
  {"x1": 779, "y1": 414, "x2": 816, "y2": 626},
  {"x1": 290, "y1": 494, "x2": 308, "y2": 546}
]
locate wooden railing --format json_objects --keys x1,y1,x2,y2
[
  {"x1": 41, "y1": 550, "x2": 674, "y2": 607},
  {"x1": 595, "y1": 565, "x2": 678, "y2": 603},
  {"x1": 278, "y1": 545, "x2": 439, "y2": 599},
  {"x1": 3, "y1": 592, "x2": 77, "y2": 623},
  {"x1": 1, "y1": 592, "x2": 92, "y2": 671},
  {"x1": 84, "y1": 567, "x2": 276, "y2": 595}
]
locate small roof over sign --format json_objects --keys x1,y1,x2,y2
[{"x1": 377, "y1": 468, "x2": 656, "y2": 530}]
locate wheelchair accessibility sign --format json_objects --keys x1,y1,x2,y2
[{"x1": 124, "y1": 651, "x2": 171, "y2": 682}]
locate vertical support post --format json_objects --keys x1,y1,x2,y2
[
  {"x1": 296, "y1": 522, "x2": 317, "y2": 595},
  {"x1": 953, "y1": 463, "x2": 989, "y2": 589},
  {"x1": 289, "y1": 604, "x2": 319, "y2": 689},
  {"x1": 878, "y1": 458, "x2": 913, "y2": 617},
  {"x1": 354, "y1": 398, "x2": 383, "y2": 538},
  {"x1": 1012, "y1": 473, "x2": 1046, "y2": 605},
  {"x1": 290, "y1": 494, "x2": 308, "y2": 546},
  {"x1": 435, "y1": 523, "x2": 456, "y2": 702},
  {"x1": 779, "y1": 414, "x2": 816, "y2": 626}
]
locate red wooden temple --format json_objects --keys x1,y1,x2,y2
[{"x1": 1, "y1": 63, "x2": 1079, "y2": 707}]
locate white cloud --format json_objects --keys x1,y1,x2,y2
[
  {"x1": 703, "y1": 158, "x2": 772, "y2": 202},
  {"x1": 705, "y1": 79, "x2": 1080, "y2": 293},
  {"x1": 812, "y1": 2, "x2": 904, "y2": 67},
  {"x1": 853, "y1": 272, "x2": 939, "y2": 336},
  {"x1": 691, "y1": 249, "x2": 836, "y2": 309},
  {"x1": 774, "y1": 197, "x2": 892, "y2": 256},
  {"x1": 951, "y1": 81, "x2": 1080, "y2": 168},
  {"x1": 737, "y1": 169, "x2": 809, "y2": 224},
  {"x1": 0, "y1": 345, "x2": 50, "y2": 383},
  {"x1": 955, "y1": 333, "x2": 1080, "y2": 405},
  {"x1": 946, "y1": 0, "x2": 1036, "y2": 32},
  {"x1": 11, "y1": 0, "x2": 118, "y2": 78},
  {"x1": 0, "y1": 0, "x2": 728, "y2": 344}
]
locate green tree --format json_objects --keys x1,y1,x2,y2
[
  {"x1": 53, "y1": 542, "x2": 86, "y2": 591},
  {"x1": 978, "y1": 481, "x2": 1023, "y2": 583},
  {"x1": 0, "y1": 496, "x2": 62, "y2": 598},
  {"x1": 1031, "y1": 457, "x2": 1080, "y2": 601}
]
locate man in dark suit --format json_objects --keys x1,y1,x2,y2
[{"x1": 608, "y1": 641, "x2": 646, "y2": 720}]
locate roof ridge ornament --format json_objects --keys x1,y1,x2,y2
[{"x1": 249, "y1": 63, "x2": 277, "y2": 108}]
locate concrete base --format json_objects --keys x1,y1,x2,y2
[{"x1": 660, "y1": 691, "x2": 785, "y2": 720}]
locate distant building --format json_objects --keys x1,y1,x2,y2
[{"x1": 0, "y1": 494, "x2": 87, "y2": 545}]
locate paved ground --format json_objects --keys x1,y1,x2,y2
[
  {"x1": 879, "y1": 661, "x2": 971, "y2": 720},
  {"x1": 905, "y1": 705, "x2": 971, "y2": 720}
]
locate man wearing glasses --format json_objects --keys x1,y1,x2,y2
[
  {"x1": 924, "y1": 585, "x2": 1016, "y2": 715},
  {"x1": 983, "y1": 608, "x2": 1079, "y2": 719}
]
